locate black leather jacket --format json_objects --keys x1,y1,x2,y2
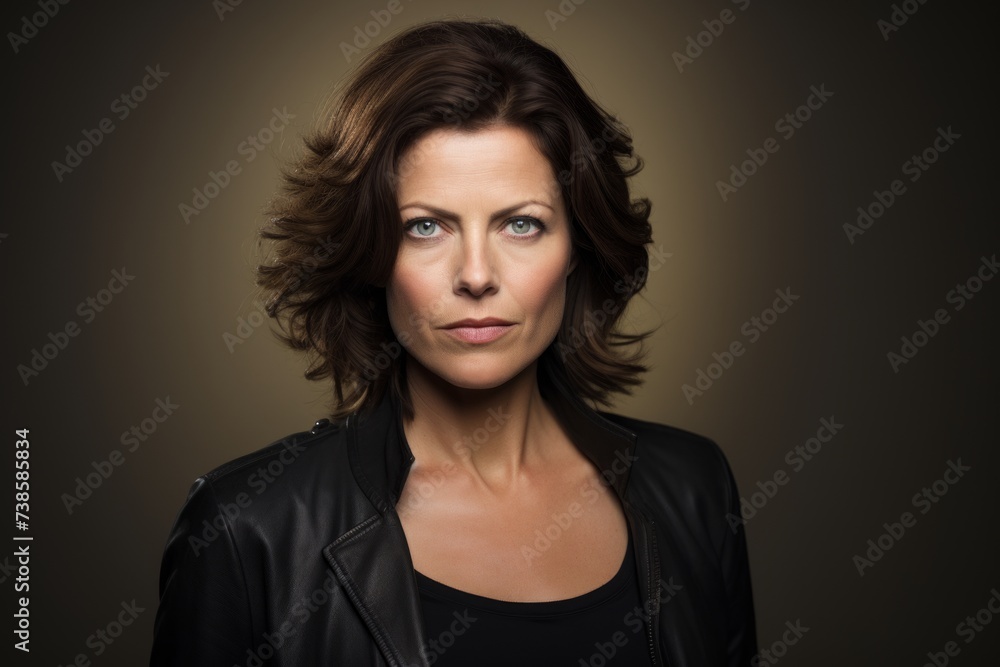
[{"x1": 150, "y1": 370, "x2": 758, "y2": 666}]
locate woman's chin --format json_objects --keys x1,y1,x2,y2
[
  {"x1": 416, "y1": 357, "x2": 531, "y2": 393},
  {"x1": 437, "y1": 370, "x2": 516, "y2": 392}
]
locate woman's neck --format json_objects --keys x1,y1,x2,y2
[{"x1": 400, "y1": 356, "x2": 572, "y2": 495}]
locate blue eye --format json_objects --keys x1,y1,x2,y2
[
  {"x1": 404, "y1": 218, "x2": 440, "y2": 237},
  {"x1": 402, "y1": 215, "x2": 546, "y2": 239},
  {"x1": 506, "y1": 216, "x2": 544, "y2": 236}
]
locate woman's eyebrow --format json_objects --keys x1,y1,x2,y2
[{"x1": 398, "y1": 199, "x2": 553, "y2": 221}]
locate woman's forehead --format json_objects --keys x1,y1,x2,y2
[{"x1": 396, "y1": 127, "x2": 559, "y2": 200}]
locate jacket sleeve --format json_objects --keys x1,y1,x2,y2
[
  {"x1": 712, "y1": 441, "x2": 759, "y2": 667},
  {"x1": 150, "y1": 476, "x2": 255, "y2": 666}
]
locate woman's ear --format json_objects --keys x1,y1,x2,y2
[{"x1": 568, "y1": 247, "x2": 579, "y2": 275}]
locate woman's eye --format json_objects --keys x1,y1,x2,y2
[
  {"x1": 403, "y1": 216, "x2": 545, "y2": 239},
  {"x1": 405, "y1": 219, "x2": 439, "y2": 237},
  {"x1": 506, "y1": 216, "x2": 543, "y2": 236}
]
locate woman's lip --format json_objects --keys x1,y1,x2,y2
[
  {"x1": 442, "y1": 324, "x2": 514, "y2": 343},
  {"x1": 443, "y1": 319, "x2": 514, "y2": 328}
]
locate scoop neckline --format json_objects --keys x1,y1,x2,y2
[{"x1": 412, "y1": 530, "x2": 635, "y2": 616}]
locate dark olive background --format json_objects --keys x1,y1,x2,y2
[{"x1": 2, "y1": 0, "x2": 997, "y2": 665}]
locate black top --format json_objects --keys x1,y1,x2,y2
[{"x1": 413, "y1": 527, "x2": 656, "y2": 666}]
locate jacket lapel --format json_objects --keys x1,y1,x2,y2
[
  {"x1": 322, "y1": 391, "x2": 429, "y2": 667},
  {"x1": 323, "y1": 511, "x2": 429, "y2": 667}
]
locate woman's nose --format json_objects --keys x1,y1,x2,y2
[{"x1": 453, "y1": 229, "x2": 498, "y2": 296}]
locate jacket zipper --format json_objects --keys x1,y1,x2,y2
[
  {"x1": 627, "y1": 501, "x2": 666, "y2": 666},
  {"x1": 646, "y1": 514, "x2": 664, "y2": 667}
]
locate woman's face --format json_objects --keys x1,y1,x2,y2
[{"x1": 386, "y1": 124, "x2": 576, "y2": 390}]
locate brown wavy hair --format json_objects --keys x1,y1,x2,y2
[{"x1": 254, "y1": 16, "x2": 656, "y2": 422}]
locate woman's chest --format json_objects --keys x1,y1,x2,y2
[{"x1": 397, "y1": 466, "x2": 631, "y2": 602}]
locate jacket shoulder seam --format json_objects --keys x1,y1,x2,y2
[{"x1": 201, "y1": 426, "x2": 341, "y2": 482}]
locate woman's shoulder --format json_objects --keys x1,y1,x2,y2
[
  {"x1": 597, "y1": 410, "x2": 742, "y2": 519},
  {"x1": 597, "y1": 410, "x2": 746, "y2": 555},
  {"x1": 172, "y1": 417, "x2": 352, "y2": 522},
  {"x1": 598, "y1": 410, "x2": 736, "y2": 484},
  {"x1": 204, "y1": 418, "x2": 345, "y2": 480}
]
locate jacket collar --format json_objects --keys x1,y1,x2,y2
[
  {"x1": 349, "y1": 364, "x2": 640, "y2": 515},
  {"x1": 323, "y1": 365, "x2": 645, "y2": 667}
]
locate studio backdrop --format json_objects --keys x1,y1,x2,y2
[{"x1": 3, "y1": 0, "x2": 997, "y2": 665}]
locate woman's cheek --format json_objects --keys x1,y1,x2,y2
[{"x1": 388, "y1": 266, "x2": 438, "y2": 342}]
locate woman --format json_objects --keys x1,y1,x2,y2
[{"x1": 150, "y1": 17, "x2": 757, "y2": 666}]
